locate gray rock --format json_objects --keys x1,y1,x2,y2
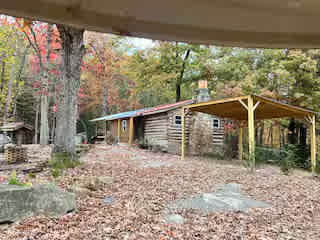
[
  {"x1": 166, "y1": 183, "x2": 270, "y2": 214},
  {"x1": 164, "y1": 214, "x2": 185, "y2": 224},
  {"x1": 104, "y1": 196, "x2": 115, "y2": 205},
  {"x1": 0, "y1": 184, "x2": 76, "y2": 223},
  {"x1": 142, "y1": 161, "x2": 172, "y2": 168}
]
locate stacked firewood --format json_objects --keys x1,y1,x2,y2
[{"x1": 4, "y1": 145, "x2": 27, "y2": 164}]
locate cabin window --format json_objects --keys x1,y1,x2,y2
[
  {"x1": 121, "y1": 120, "x2": 127, "y2": 132},
  {"x1": 175, "y1": 115, "x2": 182, "y2": 125},
  {"x1": 213, "y1": 118, "x2": 220, "y2": 129}
]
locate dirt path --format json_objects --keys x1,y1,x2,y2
[{"x1": 0, "y1": 144, "x2": 320, "y2": 240}]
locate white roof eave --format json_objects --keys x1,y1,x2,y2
[{"x1": 2, "y1": 0, "x2": 320, "y2": 48}]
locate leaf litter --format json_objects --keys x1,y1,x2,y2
[{"x1": 0, "y1": 144, "x2": 319, "y2": 240}]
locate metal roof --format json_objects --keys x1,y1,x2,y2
[
  {"x1": 90, "y1": 99, "x2": 195, "y2": 122},
  {"x1": 90, "y1": 108, "x2": 147, "y2": 122},
  {"x1": 141, "y1": 99, "x2": 195, "y2": 116}
]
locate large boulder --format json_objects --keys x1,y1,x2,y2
[{"x1": 0, "y1": 184, "x2": 76, "y2": 223}]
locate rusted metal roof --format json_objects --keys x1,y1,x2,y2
[{"x1": 140, "y1": 100, "x2": 195, "y2": 116}]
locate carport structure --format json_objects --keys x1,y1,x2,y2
[{"x1": 181, "y1": 95, "x2": 317, "y2": 173}]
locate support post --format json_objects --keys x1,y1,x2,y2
[
  {"x1": 117, "y1": 119, "x2": 121, "y2": 143},
  {"x1": 181, "y1": 108, "x2": 186, "y2": 160},
  {"x1": 105, "y1": 121, "x2": 108, "y2": 144},
  {"x1": 248, "y1": 96, "x2": 255, "y2": 171},
  {"x1": 310, "y1": 114, "x2": 317, "y2": 173},
  {"x1": 129, "y1": 117, "x2": 134, "y2": 145},
  {"x1": 238, "y1": 124, "x2": 243, "y2": 160}
]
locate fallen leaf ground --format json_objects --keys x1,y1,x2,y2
[{"x1": 0, "y1": 144, "x2": 320, "y2": 240}]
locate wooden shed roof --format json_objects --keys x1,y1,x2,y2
[
  {"x1": 0, "y1": 122, "x2": 33, "y2": 132},
  {"x1": 185, "y1": 95, "x2": 316, "y2": 120}
]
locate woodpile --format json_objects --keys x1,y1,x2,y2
[{"x1": 4, "y1": 145, "x2": 27, "y2": 164}]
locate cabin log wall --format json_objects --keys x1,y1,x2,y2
[{"x1": 144, "y1": 113, "x2": 169, "y2": 151}]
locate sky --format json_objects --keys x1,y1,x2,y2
[{"x1": 127, "y1": 37, "x2": 155, "y2": 50}]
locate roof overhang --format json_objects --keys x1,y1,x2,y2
[
  {"x1": 2, "y1": 1, "x2": 320, "y2": 48},
  {"x1": 185, "y1": 95, "x2": 316, "y2": 121}
]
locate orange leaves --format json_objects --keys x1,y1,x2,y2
[{"x1": 22, "y1": 19, "x2": 32, "y2": 31}]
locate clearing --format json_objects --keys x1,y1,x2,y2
[{"x1": 0, "y1": 145, "x2": 320, "y2": 239}]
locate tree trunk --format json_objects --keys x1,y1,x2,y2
[
  {"x1": 34, "y1": 102, "x2": 39, "y2": 144},
  {"x1": 0, "y1": 61, "x2": 6, "y2": 94},
  {"x1": 176, "y1": 49, "x2": 191, "y2": 102},
  {"x1": 259, "y1": 122, "x2": 264, "y2": 145},
  {"x1": 54, "y1": 25, "x2": 85, "y2": 156},
  {"x1": 40, "y1": 25, "x2": 53, "y2": 145},
  {"x1": 3, "y1": 64, "x2": 15, "y2": 122},
  {"x1": 51, "y1": 114, "x2": 55, "y2": 144},
  {"x1": 288, "y1": 118, "x2": 297, "y2": 144},
  {"x1": 13, "y1": 46, "x2": 29, "y2": 119}
]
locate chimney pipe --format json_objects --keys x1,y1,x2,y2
[{"x1": 197, "y1": 80, "x2": 210, "y2": 102}]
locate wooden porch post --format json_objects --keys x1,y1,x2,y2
[
  {"x1": 248, "y1": 95, "x2": 255, "y2": 171},
  {"x1": 181, "y1": 108, "x2": 186, "y2": 160},
  {"x1": 105, "y1": 121, "x2": 108, "y2": 143},
  {"x1": 129, "y1": 117, "x2": 134, "y2": 145},
  {"x1": 238, "y1": 125, "x2": 243, "y2": 160},
  {"x1": 310, "y1": 114, "x2": 317, "y2": 173},
  {"x1": 117, "y1": 119, "x2": 121, "y2": 143}
]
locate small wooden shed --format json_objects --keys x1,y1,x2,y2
[{"x1": 0, "y1": 122, "x2": 34, "y2": 145}]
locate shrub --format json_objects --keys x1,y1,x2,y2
[
  {"x1": 8, "y1": 171, "x2": 32, "y2": 187},
  {"x1": 138, "y1": 138, "x2": 148, "y2": 149},
  {"x1": 242, "y1": 144, "x2": 301, "y2": 174},
  {"x1": 51, "y1": 168, "x2": 61, "y2": 178},
  {"x1": 49, "y1": 152, "x2": 81, "y2": 170},
  {"x1": 279, "y1": 144, "x2": 299, "y2": 175},
  {"x1": 28, "y1": 172, "x2": 36, "y2": 179},
  {"x1": 8, "y1": 171, "x2": 21, "y2": 185},
  {"x1": 49, "y1": 152, "x2": 81, "y2": 178}
]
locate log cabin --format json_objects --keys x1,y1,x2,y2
[{"x1": 91, "y1": 80, "x2": 225, "y2": 155}]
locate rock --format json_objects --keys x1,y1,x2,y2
[
  {"x1": 164, "y1": 214, "x2": 185, "y2": 224},
  {"x1": 0, "y1": 184, "x2": 76, "y2": 223},
  {"x1": 104, "y1": 196, "x2": 115, "y2": 205},
  {"x1": 166, "y1": 183, "x2": 270, "y2": 214}
]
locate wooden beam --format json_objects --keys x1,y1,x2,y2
[
  {"x1": 238, "y1": 124, "x2": 243, "y2": 161},
  {"x1": 248, "y1": 95, "x2": 255, "y2": 171},
  {"x1": 254, "y1": 95, "x2": 315, "y2": 116},
  {"x1": 310, "y1": 114, "x2": 317, "y2": 173},
  {"x1": 104, "y1": 121, "x2": 108, "y2": 144},
  {"x1": 117, "y1": 119, "x2": 121, "y2": 143},
  {"x1": 129, "y1": 117, "x2": 134, "y2": 145},
  {"x1": 239, "y1": 99, "x2": 248, "y2": 110},
  {"x1": 181, "y1": 108, "x2": 186, "y2": 160},
  {"x1": 253, "y1": 101, "x2": 261, "y2": 111},
  {"x1": 186, "y1": 96, "x2": 249, "y2": 110}
]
